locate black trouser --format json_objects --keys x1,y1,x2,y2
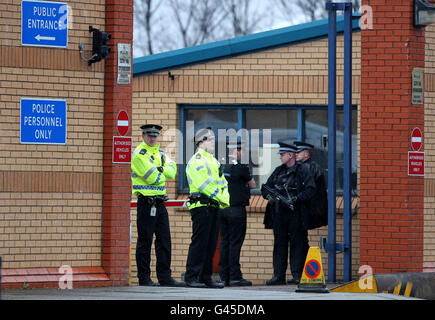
[
  {"x1": 136, "y1": 195, "x2": 172, "y2": 283},
  {"x1": 185, "y1": 205, "x2": 219, "y2": 283},
  {"x1": 218, "y1": 206, "x2": 247, "y2": 282},
  {"x1": 272, "y1": 208, "x2": 309, "y2": 280}
]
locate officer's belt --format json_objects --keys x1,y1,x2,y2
[
  {"x1": 188, "y1": 193, "x2": 219, "y2": 208},
  {"x1": 138, "y1": 194, "x2": 168, "y2": 206}
]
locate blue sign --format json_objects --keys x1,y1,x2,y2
[
  {"x1": 21, "y1": 0, "x2": 68, "y2": 48},
  {"x1": 20, "y1": 98, "x2": 67, "y2": 144}
]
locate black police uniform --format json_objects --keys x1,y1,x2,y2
[
  {"x1": 218, "y1": 158, "x2": 252, "y2": 286},
  {"x1": 136, "y1": 195, "x2": 172, "y2": 284},
  {"x1": 261, "y1": 143, "x2": 316, "y2": 284},
  {"x1": 294, "y1": 141, "x2": 328, "y2": 230}
]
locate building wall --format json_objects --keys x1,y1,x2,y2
[
  {"x1": 131, "y1": 33, "x2": 362, "y2": 284},
  {"x1": 0, "y1": 0, "x2": 106, "y2": 269},
  {"x1": 360, "y1": 0, "x2": 435, "y2": 274},
  {"x1": 424, "y1": 24, "x2": 435, "y2": 272}
]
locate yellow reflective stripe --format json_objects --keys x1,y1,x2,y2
[
  {"x1": 143, "y1": 166, "x2": 157, "y2": 180},
  {"x1": 198, "y1": 177, "x2": 212, "y2": 191}
]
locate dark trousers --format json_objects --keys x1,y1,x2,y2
[
  {"x1": 136, "y1": 196, "x2": 172, "y2": 282},
  {"x1": 185, "y1": 206, "x2": 219, "y2": 283},
  {"x1": 218, "y1": 206, "x2": 247, "y2": 282},
  {"x1": 272, "y1": 210, "x2": 309, "y2": 280}
]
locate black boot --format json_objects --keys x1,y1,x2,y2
[
  {"x1": 229, "y1": 278, "x2": 252, "y2": 286},
  {"x1": 159, "y1": 277, "x2": 186, "y2": 287},
  {"x1": 139, "y1": 278, "x2": 158, "y2": 286},
  {"x1": 266, "y1": 276, "x2": 285, "y2": 286}
]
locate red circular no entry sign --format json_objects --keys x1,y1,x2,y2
[
  {"x1": 117, "y1": 110, "x2": 129, "y2": 136},
  {"x1": 411, "y1": 127, "x2": 422, "y2": 151}
]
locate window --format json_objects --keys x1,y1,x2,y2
[
  {"x1": 179, "y1": 104, "x2": 357, "y2": 194},
  {"x1": 246, "y1": 109, "x2": 297, "y2": 187}
]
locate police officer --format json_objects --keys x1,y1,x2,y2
[
  {"x1": 184, "y1": 128, "x2": 230, "y2": 288},
  {"x1": 294, "y1": 141, "x2": 328, "y2": 230},
  {"x1": 261, "y1": 140, "x2": 316, "y2": 285},
  {"x1": 219, "y1": 141, "x2": 256, "y2": 287},
  {"x1": 131, "y1": 124, "x2": 184, "y2": 287}
]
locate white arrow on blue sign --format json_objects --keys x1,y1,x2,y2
[
  {"x1": 20, "y1": 98, "x2": 67, "y2": 145},
  {"x1": 21, "y1": 0, "x2": 68, "y2": 48}
]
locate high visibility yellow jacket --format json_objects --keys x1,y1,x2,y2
[
  {"x1": 131, "y1": 141, "x2": 177, "y2": 197},
  {"x1": 186, "y1": 147, "x2": 230, "y2": 210}
]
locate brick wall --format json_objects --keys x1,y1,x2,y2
[
  {"x1": 424, "y1": 24, "x2": 435, "y2": 272},
  {"x1": 102, "y1": 0, "x2": 133, "y2": 286},
  {"x1": 0, "y1": 0, "x2": 106, "y2": 272},
  {"x1": 360, "y1": 0, "x2": 426, "y2": 273},
  {"x1": 131, "y1": 33, "x2": 362, "y2": 284}
]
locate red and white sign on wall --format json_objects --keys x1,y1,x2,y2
[
  {"x1": 113, "y1": 136, "x2": 132, "y2": 163},
  {"x1": 408, "y1": 152, "x2": 424, "y2": 176},
  {"x1": 117, "y1": 110, "x2": 129, "y2": 136},
  {"x1": 411, "y1": 127, "x2": 422, "y2": 151},
  {"x1": 409, "y1": 127, "x2": 424, "y2": 176}
]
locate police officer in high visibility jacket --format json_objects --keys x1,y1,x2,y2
[
  {"x1": 131, "y1": 124, "x2": 184, "y2": 287},
  {"x1": 184, "y1": 127, "x2": 230, "y2": 288}
]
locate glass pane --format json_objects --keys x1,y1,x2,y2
[
  {"x1": 185, "y1": 109, "x2": 238, "y2": 162},
  {"x1": 245, "y1": 109, "x2": 298, "y2": 188},
  {"x1": 305, "y1": 109, "x2": 357, "y2": 193}
]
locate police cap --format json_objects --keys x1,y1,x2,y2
[
  {"x1": 293, "y1": 141, "x2": 314, "y2": 152},
  {"x1": 277, "y1": 140, "x2": 299, "y2": 154},
  {"x1": 141, "y1": 124, "x2": 162, "y2": 137},
  {"x1": 195, "y1": 127, "x2": 215, "y2": 145}
]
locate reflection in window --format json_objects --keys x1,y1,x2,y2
[
  {"x1": 246, "y1": 109, "x2": 297, "y2": 187},
  {"x1": 185, "y1": 109, "x2": 238, "y2": 162},
  {"x1": 305, "y1": 109, "x2": 358, "y2": 193}
]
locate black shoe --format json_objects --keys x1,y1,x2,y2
[
  {"x1": 266, "y1": 276, "x2": 285, "y2": 286},
  {"x1": 138, "y1": 279, "x2": 158, "y2": 286},
  {"x1": 159, "y1": 278, "x2": 186, "y2": 287},
  {"x1": 229, "y1": 279, "x2": 252, "y2": 286},
  {"x1": 185, "y1": 281, "x2": 207, "y2": 288},
  {"x1": 287, "y1": 278, "x2": 300, "y2": 285},
  {"x1": 203, "y1": 280, "x2": 224, "y2": 289},
  {"x1": 220, "y1": 278, "x2": 230, "y2": 287}
]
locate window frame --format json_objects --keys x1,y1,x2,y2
[{"x1": 178, "y1": 103, "x2": 357, "y2": 195}]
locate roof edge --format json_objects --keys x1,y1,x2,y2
[{"x1": 133, "y1": 13, "x2": 361, "y2": 77}]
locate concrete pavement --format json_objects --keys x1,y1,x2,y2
[{"x1": 1, "y1": 284, "x2": 419, "y2": 300}]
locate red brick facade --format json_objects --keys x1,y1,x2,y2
[
  {"x1": 102, "y1": 0, "x2": 133, "y2": 285},
  {"x1": 360, "y1": 0, "x2": 425, "y2": 272}
]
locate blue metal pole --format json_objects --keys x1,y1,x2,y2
[
  {"x1": 343, "y1": 2, "x2": 353, "y2": 283},
  {"x1": 327, "y1": 4, "x2": 337, "y2": 283}
]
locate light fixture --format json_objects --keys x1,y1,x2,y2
[
  {"x1": 79, "y1": 26, "x2": 111, "y2": 66},
  {"x1": 415, "y1": 0, "x2": 435, "y2": 27}
]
